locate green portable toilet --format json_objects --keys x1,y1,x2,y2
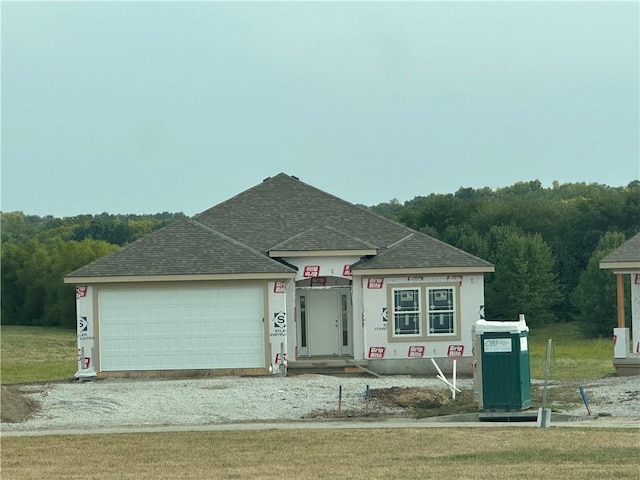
[{"x1": 473, "y1": 316, "x2": 531, "y2": 411}]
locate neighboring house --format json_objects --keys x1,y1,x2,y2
[
  {"x1": 65, "y1": 173, "x2": 494, "y2": 378},
  {"x1": 599, "y1": 232, "x2": 640, "y2": 376}
]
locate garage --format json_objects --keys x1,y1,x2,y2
[{"x1": 98, "y1": 285, "x2": 265, "y2": 371}]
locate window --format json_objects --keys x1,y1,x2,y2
[
  {"x1": 427, "y1": 287, "x2": 455, "y2": 335},
  {"x1": 299, "y1": 295, "x2": 307, "y2": 348},
  {"x1": 341, "y1": 294, "x2": 349, "y2": 347},
  {"x1": 392, "y1": 288, "x2": 421, "y2": 336},
  {"x1": 387, "y1": 283, "x2": 459, "y2": 342}
]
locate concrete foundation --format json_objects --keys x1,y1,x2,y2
[
  {"x1": 613, "y1": 355, "x2": 640, "y2": 376},
  {"x1": 366, "y1": 357, "x2": 474, "y2": 376}
]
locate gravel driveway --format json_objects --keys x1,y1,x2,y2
[{"x1": 1, "y1": 374, "x2": 638, "y2": 433}]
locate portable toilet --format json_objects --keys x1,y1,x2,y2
[{"x1": 473, "y1": 315, "x2": 532, "y2": 412}]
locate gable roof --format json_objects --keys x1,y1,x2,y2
[
  {"x1": 66, "y1": 173, "x2": 493, "y2": 282},
  {"x1": 599, "y1": 233, "x2": 640, "y2": 272}
]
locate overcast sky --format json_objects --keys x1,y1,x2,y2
[{"x1": 2, "y1": 1, "x2": 638, "y2": 218}]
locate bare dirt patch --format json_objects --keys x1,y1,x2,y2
[
  {"x1": 1, "y1": 386, "x2": 40, "y2": 423},
  {"x1": 303, "y1": 386, "x2": 477, "y2": 419},
  {"x1": 371, "y1": 386, "x2": 478, "y2": 417}
]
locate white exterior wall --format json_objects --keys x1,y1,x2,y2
[
  {"x1": 75, "y1": 285, "x2": 97, "y2": 377},
  {"x1": 358, "y1": 274, "x2": 485, "y2": 366},
  {"x1": 267, "y1": 279, "x2": 290, "y2": 370},
  {"x1": 285, "y1": 255, "x2": 361, "y2": 282}
]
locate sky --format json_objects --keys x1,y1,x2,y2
[{"x1": 1, "y1": 0, "x2": 638, "y2": 218}]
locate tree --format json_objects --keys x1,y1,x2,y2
[
  {"x1": 572, "y1": 232, "x2": 630, "y2": 338},
  {"x1": 484, "y1": 231, "x2": 561, "y2": 326},
  {"x1": 368, "y1": 199, "x2": 404, "y2": 223}
]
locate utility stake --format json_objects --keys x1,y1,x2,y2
[
  {"x1": 537, "y1": 338, "x2": 552, "y2": 428},
  {"x1": 579, "y1": 386, "x2": 591, "y2": 416},
  {"x1": 452, "y1": 359, "x2": 457, "y2": 401},
  {"x1": 338, "y1": 385, "x2": 343, "y2": 417},
  {"x1": 365, "y1": 384, "x2": 370, "y2": 412}
]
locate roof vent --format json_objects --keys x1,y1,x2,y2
[
  {"x1": 263, "y1": 176, "x2": 271, "y2": 182},
  {"x1": 291, "y1": 175, "x2": 299, "y2": 180}
]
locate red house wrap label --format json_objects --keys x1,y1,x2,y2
[
  {"x1": 447, "y1": 345, "x2": 464, "y2": 357},
  {"x1": 273, "y1": 281, "x2": 286, "y2": 293},
  {"x1": 368, "y1": 347, "x2": 386, "y2": 359},
  {"x1": 303, "y1": 265, "x2": 320, "y2": 277},
  {"x1": 367, "y1": 278, "x2": 383, "y2": 289},
  {"x1": 408, "y1": 346, "x2": 425, "y2": 358},
  {"x1": 342, "y1": 265, "x2": 352, "y2": 277}
]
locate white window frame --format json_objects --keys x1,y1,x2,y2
[
  {"x1": 386, "y1": 282, "x2": 461, "y2": 343},
  {"x1": 391, "y1": 287, "x2": 422, "y2": 337},
  {"x1": 427, "y1": 287, "x2": 456, "y2": 336}
]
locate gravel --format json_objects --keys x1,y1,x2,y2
[
  {"x1": 551, "y1": 376, "x2": 640, "y2": 417},
  {"x1": 1, "y1": 374, "x2": 638, "y2": 432}
]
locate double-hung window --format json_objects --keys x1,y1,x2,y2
[
  {"x1": 427, "y1": 287, "x2": 455, "y2": 335},
  {"x1": 392, "y1": 288, "x2": 421, "y2": 336}
]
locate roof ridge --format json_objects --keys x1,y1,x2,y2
[
  {"x1": 386, "y1": 232, "x2": 414, "y2": 249},
  {"x1": 358, "y1": 233, "x2": 414, "y2": 264},
  {"x1": 269, "y1": 223, "x2": 379, "y2": 251},
  {"x1": 318, "y1": 224, "x2": 379, "y2": 249},
  {"x1": 188, "y1": 219, "x2": 296, "y2": 271},
  {"x1": 268, "y1": 228, "x2": 309, "y2": 251},
  {"x1": 192, "y1": 173, "x2": 291, "y2": 219},
  {"x1": 194, "y1": 173, "x2": 415, "y2": 237},
  {"x1": 287, "y1": 175, "x2": 417, "y2": 236}
]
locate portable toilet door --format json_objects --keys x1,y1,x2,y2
[{"x1": 475, "y1": 317, "x2": 532, "y2": 412}]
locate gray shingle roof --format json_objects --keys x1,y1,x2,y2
[
  {"x1": 269, "y1": 224, "x2": 377, "y2": 252},
  {"x1": 600, "y1": 233, "x2": 640, "y2": 265},
  {"x1": 66, "y1": 173, "x2": 493, "y2": 279},
  {"x1": 193, "y1": 173, "x2": 414, "y2": 251},
  {"x1": 66, "y1": 219, "x2": 295, "y2": 277},
  {"x1": 352, "y1": 233, "x2": 494, "y2": 270}
]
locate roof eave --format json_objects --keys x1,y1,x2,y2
[
  {"x1": 269, "y1": 249, "x2": 377, "y2": 258},
  {"x1": 64, "y1": 272, "x2": 297, "y2": 284},
  {"x1": 351, "y1": 266, "x2": 495, "y2": 275},
  {"x1": 599, "y1": 261, "x2": 640, "y2": 272}
]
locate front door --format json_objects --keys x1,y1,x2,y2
[{"x1": 297, "y1": 288, "x2": 352, "y2": 357}]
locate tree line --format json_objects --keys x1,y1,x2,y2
[
  {"x1": 367, "y1": 179, "x2": 639, "y2": 337},
  {"x1": 1, "y1": 180, "x2": 638, "y2": 336}
]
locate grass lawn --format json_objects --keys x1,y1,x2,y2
[
  {"x1": 528, "y1": 322, "x2": 615, "y2": 381},
  {"x1": 2, "y1": 428, "x2": 638, "y2": 480},
  {"x1": 1, "y1": 326, "x2": 76, "y2": 384}
]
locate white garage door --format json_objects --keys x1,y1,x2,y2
[{"x1": 98, "y1": 285, "x2": 265, "y2": 371}]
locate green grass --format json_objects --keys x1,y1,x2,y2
[
  {"x1": 528, "y1": 322, "x2": 615, "y2": 381},
  {"x1": 1, "y1": 326, "x2": 76, "y2": 384}
]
